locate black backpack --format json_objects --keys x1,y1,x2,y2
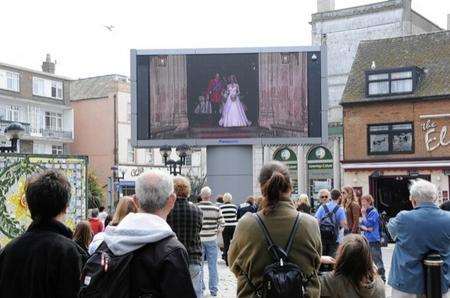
[
  {"x1": 79, "y1": 242, "x2": 134, "y2": 298},
  {"x1": 244, "y1": 213, "x2": 308, "y2": 298},
  {"x1": 319, "y1": 205, "x2": 339, "y2": 242}
]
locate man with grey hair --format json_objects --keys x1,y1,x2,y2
[
  {"x1": 388, "y1": 179, "x2": 450, "y2": 298},
  {"x1": 97, "y1": 170, "x2": 196, "y2": 297},
  {"x1": 197, "y1": 186, "x2": 225, "y2": 297}
]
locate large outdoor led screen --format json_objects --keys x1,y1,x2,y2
[{"x1": 132, "y1": 47, "x2": 326, "y2": 146}]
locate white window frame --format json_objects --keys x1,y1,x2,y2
[
  {"x1": 52, "y1": 145, "x2": 64, "y2": 155},
  {"x1": 45, "y1": 111, "x2": 63, "y2": 131},
  {"x1": 33, "y1": 76, "x2": 63, "y2": 99},
  {"x1": 7, "y1": 106, "x2": 20, "y2": 122},
  {"x1": 127, "y1": 140, "x2": 135, "y2": 163}
]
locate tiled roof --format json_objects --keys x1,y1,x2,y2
[
  {"x1": 70, "y1": 74, "x2": 128, "y2": 100},
  {"x1": 342, "y1": 30, "x2": 450, "y2": 104}
]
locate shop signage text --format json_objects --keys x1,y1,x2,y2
[{"x1": 421, "y1": 119, "x2": 450, "y2": 152}]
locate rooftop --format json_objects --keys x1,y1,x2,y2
[
  {"x1": 0, "y1": 61, "x2": 72, "y2": 81},
  {"x1": 341, "y1": 30, "x2": 450, "y2": 104},
  {"x1": 311, "y1": 0, "x2": 442, "y2": 30},
  {"x1": 70, "y1": 74, "x2": 129, "y2": 101}
]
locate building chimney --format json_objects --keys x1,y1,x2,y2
[
  {"x1": 42, "y1": 54, "x2": 56, "y2": 74},
  {"x1": 317, "y1": 0, "x2": 335, "y2": 12}
]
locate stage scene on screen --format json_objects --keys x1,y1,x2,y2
[{"x1": 148, "y1": 52, "x2": 309, "y2": 139}]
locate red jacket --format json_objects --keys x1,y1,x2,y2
[{"x1": 88, "y1": 218, "x2": 103, "y2": 235}]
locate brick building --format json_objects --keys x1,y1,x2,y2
[{"x1": 341, "y1": 31, "x2": 450, "y2": 217}]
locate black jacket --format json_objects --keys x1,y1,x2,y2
[
  {"x1": 0, "y1": 220, "x2": 83, "y2": 298},
  {"x1": 130, "y1": 235, "x2": 197, "y2": 298}
]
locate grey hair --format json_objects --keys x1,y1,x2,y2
[
  {"x1": 200, "y1": 186, "x2": 212, "y2": 199},
  {"x1": 318, "y1": 189, "x2": 330, "y2": 198},
  {"x1": 135, "y1": 170, "x2": 174, "y2": 213},
  {"x1": 91, "y1": 208, "x2": 99, "y2": 218},
  {"x1": 223, "y1": 192, "x2": 232, "y2": 203},
  {"x1": 409, "y1": 179, "x2": 437, "y2": 204}
]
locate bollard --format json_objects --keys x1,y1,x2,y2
[{"x1": 423, "y1": 253, "x2": 443, "y2": 298}]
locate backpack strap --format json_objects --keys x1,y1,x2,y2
[
  {"x1": 254, "y1": 213, "x2": 281, "y2": 260},
  {"x1": 254, "y1": 213, "x2": 301, "y2": 262},
  {"x1": 285, "y1": 213, "x2": 301, "y2": 256}
]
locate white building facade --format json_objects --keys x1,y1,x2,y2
[{"x1": 0, "y1": 58, "x2": 74, "y2": 154}]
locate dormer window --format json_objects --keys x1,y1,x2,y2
[{"x1": 366, "y1": 67, "x2": 420, "y2": 97}]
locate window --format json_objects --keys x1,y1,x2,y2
[
  {"x1": 33, "y1": 77, "x2": 63, "y2": 99},
  {"x1": 7, "y1": 106, "x2": 20, "y2": 122},
  {"x1": 366, "y1": 68, "x2": 418, "y2": 97},
  {"x1": 368, "y1": 123, "x2": 414, "y2": 155},
  {"x1": 52, "y1": 145, "x2": 63, "y2": 155},
  {"x1": 45, "y1": 112, "x2": 62, "y2": 131},
  {"x1": 127, "y1": 140, "x2": 135, "y2": 163},
  {"x1": 0, "y1": 69, "x2": 20, "y2": 92}
]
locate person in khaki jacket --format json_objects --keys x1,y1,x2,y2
[{"x1": 228, "y1": 161, "x2": 322, "y2": 298}]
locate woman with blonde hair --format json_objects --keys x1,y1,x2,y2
[
  {"x1": 88, "y1": 196, "x2": 138, "y2": 254},
  {"x1": 341, "y1": 186, "x2": 361, "y2": 234},
  {"x1": 320, "y1": 234, "x2": 385, "y2": 297},
  {"x1": 296, "y1": 194, "x2": 311, "y2": 214}
]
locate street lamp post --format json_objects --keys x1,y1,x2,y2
[
  {"x1": 0, "y1": 123, "x2": 25, "y2": 153},
  {"x1": 160, "y1": 144, "x2": 190, "y2": 176},
  {"x1": 109, "y1": 165, "x2": 125, "y2": 212}
]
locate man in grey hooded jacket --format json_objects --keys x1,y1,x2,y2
[{"x1": 102, "y1": 170, "x2": 196, "y2": 298}]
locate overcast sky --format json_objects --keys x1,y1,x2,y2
[{"x1": 1, "y1": 0, "x2": 448, "y2": 78}]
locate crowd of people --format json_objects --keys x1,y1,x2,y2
[{"x1": 0, "y1": 162, "x2": 449, "y2": 298}]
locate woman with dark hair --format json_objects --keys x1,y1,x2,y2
[
  {"x1": 228, "y1": 161, "x2": 322, "y2": 298},
  {"x1": 73, "y1": 221, "x2": 92, "y2": 253},
  {"x1": 320, "y1": 234, "x2": 385, "y2": 297},
  {"x1": 73, "y1": 220, "x2": 92, "y2": 263},
  {"x1": 341, "y1": 186, "x2": 361, "y2": 235}
]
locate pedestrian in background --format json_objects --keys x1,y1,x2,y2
[
  {"x1": 360, "y1": 194, "x2": 385, "y2": 282},
  {"x1": 167, "y1": 177, "x2": 203, "y2": 298},
  {"x1": 341, "y1": 186, "x2": 361, "y2": 235},
  {"x1": 88, "y1": 208, "x2": 103, "y2": 235},
  {"x1": 219, "y1": 192, "x2": 238, "y2": 266},
  {"x1": 318, "y1": 188, "x2": 330, "y2": 206},
  {"x1": 216, "y1": 195, "x2": 224, "y2": 207},
  {"x1": 0, "y1": 170, "x2": 83, "y2": 298},
  {"x1": 320, "y1": 234, "x2": 385, "y2": 298},
  {"x1": 387, "y1": 179, "x2": 450, "y2": 298},
  {"x1": 296, "y1": 193, "x2": 311, "y2": 214},
  {"x1": 197, "y1": 186, "x2": 225, "y2": 297},
  {"x1": 73, "y1": 220, "x2": 92, "y2": 263},
  {"x1": 229, "y1": 161, "x2": 322, "y2": 298},
  {"x1": 89, "y1": 196, "x2": 137, "y2": 254},
  {"x1": 98, "y1": 206, "x2": 108, "y2": 226},
  {"x1": 316, "y1": 189, "x2": 347, "y2": 258},
  {"x1": 237, "y1": 196, "x2": 257, "y2": 219},
  {"x1": 441, "y1": 200, "x2": 450, "y2": 211}
]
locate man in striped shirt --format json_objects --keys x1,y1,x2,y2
[
  {"x1": 197, "y1": 186, "x2": 225, "y2": 297},
  {"x1": 219, "y1": 193, "x2": 238, "y2": 266}
]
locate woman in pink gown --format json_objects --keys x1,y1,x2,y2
[{"x1": 219, "y1": 75, "x2": 252, "y2": 127}]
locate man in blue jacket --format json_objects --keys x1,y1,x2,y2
[{"x1": 388, "y1": 179, "x2": 450, "y2": 298}]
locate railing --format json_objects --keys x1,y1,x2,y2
[
  {"x1": 40, "y1": 129, "x2": 73, "y2": 139},
  {"x1": 0, "y1": 119, "x2": 31, "y2": 135}
]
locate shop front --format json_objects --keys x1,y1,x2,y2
[
  {"x1": 343, "y1": 111, "x2": 450, "y2": 217},
  {"x1": 307, "y1": 146, "x2": 333, "y2": 210}
]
